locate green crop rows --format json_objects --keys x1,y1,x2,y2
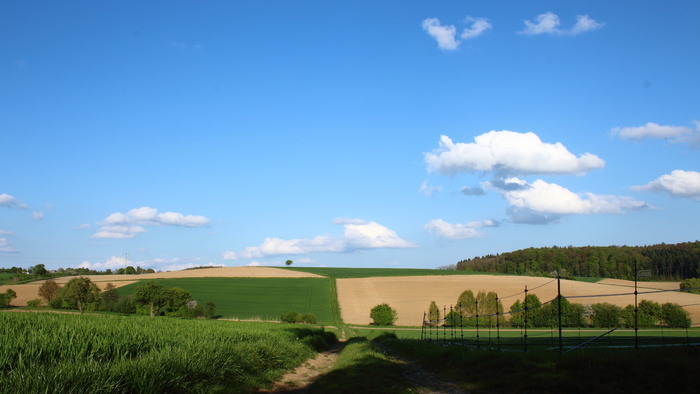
[
  {"x1": 117, "y1": 277, "x2": 334, "y2": 322},
  {"x1": 0, "y1": 312, "x2": 333, "y2": 393}
]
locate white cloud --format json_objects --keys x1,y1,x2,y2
[
  {"x1": 32, "y1": 211, "x2": 44, "y2": 220},
  {"x1": 460, "y1": 17, "x2": 493, "y2": 39},
  {"x1": 611, "y1": 121, "x2": 700, "y2": 145},
  {"x1": 0, "y1": 193, "x2": 28, "y2": 209},
  {"x1": 571, "y1": 15, "x2": 605, "y2": 35},
  {"x1": 425, "y1": 131, "x2": 605, "y2": 176},
  {"x1": 424, "y1": 218, "x2": 497, "y2": 239},
  {"x1": 223, "y1": 219, "x2": 414, "y2": 260},
  {"x1": 0, "y1": 237, "x2": 17, "y2": 253},
  {"x1": 499, "y1": 178, "x2": 648, "y2": 223},
  {"x1": 92, "y1": 206, "x2": 210, "y2": 239},
  {"x1": 422, "y1": 16, "x2": 491, "y2": 50},
  {"x1": 632, "y1": 170, "x2": 700, "y2": 200},
  {"x1": 73, "y1": 224, "x2": 91, "y2": 230},
  {"x1": 0, "y1": 230, "x2": 14, "y2": 235},
  {"x1": 419, "y1": 181, "x2": 443, "y2": 197},
  {"x1": 77, "y1": 256, "x2": 220, "y2": 272},
  {"x1": 520, "y1": 12, "x2": 603, "y2": 36}
]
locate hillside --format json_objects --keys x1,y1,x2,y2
[{"x1": 456, "y1": 241, "x2": 700, "y2": 281}]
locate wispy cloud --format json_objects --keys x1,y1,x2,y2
[
  {"x1": 0, "y1": 193, "x2": 28, "y2": 209},
  {"x1": 632, "y1": 170, "x2": 700, "y2": 200},
  {"x1": 0, "y1": 237, "x2": 17, "y2": 253},
  {"x1": 611, "y1": 121, "x2": 700, "y2": 145},
  {"x1": 520, "y1": 12, "x2": 604, "y2": 36},
  {"x1": 419, "y1": 181, "x2": 443, "y2": 197},
  {"x1": 76, "y1": 256, "x2": 220, "y2": 272},
  {"x1": 32, "y1": 211, "x2": 45, "y2": 220},
  {"x1": 92, "y1": 206, "x2": 210, "y2": 239},
  {"x1": 424, "y1": 218, "x2": 497, "y2": 239},
  {"x1": 425, "y1": 131, "x2": 605, "y2": 177},
  {"x1": 422, "y1": 16, "x2": 491, "y2": 50},
  {"x1": 223, "y1": 219, "x2": 415, "y2": 260}
]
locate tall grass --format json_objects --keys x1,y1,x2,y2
[{"x1": 0, "y1": 312, "x2": 334, "y2": 393}]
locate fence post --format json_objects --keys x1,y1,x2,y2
[
  {"x1": 443, "y1": 305, "x2": 447, "y2": 343},
  {"x1": 558, "y1": 271, "x2": 562, "y2": 354},
  {"x1": 475, "y1": 299, "x2": 480, "y2": 349},
  {"x1": 458, "y1": 301, "x2": 464, "y2": 345},
  {"x1": 496, "y1": 294, "x2": 501, "y2": 351},
  {"x1": 421, "y1": 311, "x2": 426, "y2": 341},
  {"x1": 634, "y1": 259, "x2": 639, "y2": 349},
  {"x1": 524, "y1": 285, "x2": 528, "y2": 352}
]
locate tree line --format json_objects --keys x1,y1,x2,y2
[
  {"x1": 452, "y1": 241, "x2": 700, "y2": 280},
  {"x1": 0, "y1": 264, "x2": 157, "y2": 285},
  {"x1": 25, "y1": 278, "x2": 216, "y2": 319},
  {"x1": 427, "y1": 289, "x2": 692, "y2": 329}
]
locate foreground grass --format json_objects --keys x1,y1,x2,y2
[
  {"x1": 376, "y1": 336, "x2": 699, "y2": 393},
  {"x1": 117, "y1": 277, "x2": 333, "y2": 322},
  {"x1": 0, "y1": 312, "x2": 336, "y2": 393}
]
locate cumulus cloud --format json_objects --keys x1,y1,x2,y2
[
  {"x1": 0, "y1": 230, "x2": 14, "y2": 235},
  {"x1": 632, "y1": 170, "x2": 700, "y2": 200},
  {"x1": 520, "y1": 12, "x2": 603, "y2": 36},
  {"x1": 425, "y1": 131, "x2": 605, "y2": 177},
  {"x1": 499, "y1": 178, "x2": 649, "y2": 223},
  {"x1": 77, "y1": 256, "x2": 220, "y2": 272},
  {"x1": 419, "y1": 181, "x2": 443, "y2": 197},
  {"x1": 223, "y1": 219, "x2": 414, "y2": 260},
  {"x1": 611, "y1": 122, "x2": 700, "y2": 145},
  {"x1": 424, "y1": 218, "x2": 497, "y2": 239},
  {"x1": 0, "y1": 193, "x2": 28, "y2": 209},
  {"x1": 423, "y1": 16, "x2": 491, "y2": 50},
  {"x1": 92, "y1": 206, "x2": 210, "y2": 239}
]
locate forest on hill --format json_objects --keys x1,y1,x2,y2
[{"x1": 454, "y1": 241, "x2": 700, "y2": 281}]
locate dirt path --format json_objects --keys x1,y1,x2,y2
[{"x1": 257, "y1": 340, "x2": 347, "y2": 393}]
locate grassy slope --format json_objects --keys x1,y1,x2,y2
[{"x1": 117, "y1": 277, "x2": 334, "y2": 322}]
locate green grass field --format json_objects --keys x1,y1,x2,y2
[
  {"x1": 117, "y1": 277, "x2": 334, "y2": 322},
  {"x1": 0, "y1": 312, "x2": 335, "y2": 393},
  {"x1": 0, "y1": 273, "x2": 16, "y2": 285},
  {"x1": 282, "y1": 267, "x2": 488, "y2": 278}
]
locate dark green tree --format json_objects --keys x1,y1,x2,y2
[
  {"x1": 591, "y1": 303, "x2": 623, "y2": 328},
  {"x1": 100, "y1": 282, "x2": 120, "y2": 312},
  {"x1": 0, "y1": 289, "x2": 17, "y2": 307},
  {"x1": 370, "y1": 303, "x2": 397, "y2": 326},
  {"x1": 661, "y1": 303, "x2": 691, "y2": 328},
  {"x1": 59, "y1": 277, "x2": 101, "y2": 313},
  {"x1": 285, "y1": 260, "x2": 293, "y2": 266},
  {"x1": 133, "y1": 281, "x2": 169, "y2": 317}
]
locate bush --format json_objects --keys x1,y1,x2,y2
[
  {"x1": 27, "y1": 298, "x2": 42, "y2": 308},
  {"x1": 0, "y1": 289, "x2": 17, "y2": 308},
  {"x1": 370, "y1": 303, "x2": 397, "y2": 326},
  {"x1": 591, "y1": 303, "x2": 623, "y2": 328},
  {"x1": 680, "y1": 278, "x2": 700, "y2": 294},
  {"x1": 280, "y1": 311, "x2": 317, "y2": 324},
  {"x1": 661, "y1": 303, "x2": 691, "y2": 328},
  {"x1": 280, "y1": 311, "x2": 300, "y2": 323}
]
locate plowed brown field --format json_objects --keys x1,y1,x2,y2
[{"x1": 336, "y1": 276, "x2": 700, "y2": 326}]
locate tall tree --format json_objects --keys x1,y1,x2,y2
[
  {"x1": 134, "y1": 281, "x2": 169, "y2": 317},
  {"x1": 38, "y1": 279, "x2": 61, "y2": 304},
  {"x1": 285, "y1": 260, "x2": 293, "y2": 266},
  {"x1": 428, "y1": 301, "x2": 440, "y2": 327},
  {"x1": 101, "y1": 283, "x2": 120, "y2": 312},
  {"x1": 59, "y1": 277, "x2": 101, "y2": 313}
]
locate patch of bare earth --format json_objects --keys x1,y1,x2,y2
[{"x1": 257, "y1": 341, "x2": 346, "y2": 393}]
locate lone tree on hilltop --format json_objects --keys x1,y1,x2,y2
[
  {"x1": 285, "y1": 260, "x2": 293, "y2": 266},
  {"x1": 370, "y1": 303, "x2": 398, "y2": 326}
]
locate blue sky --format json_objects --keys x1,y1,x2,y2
[{"x1": 1, "y1": 1, "x2": 699, "y2": 272}]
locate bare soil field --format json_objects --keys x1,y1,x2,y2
[
  {"x1": 1, "y1": 267, "x2": 321, "y2": 307},
  {"x1": 336, "y1": 275, "x2": 700, "y2": 326}
]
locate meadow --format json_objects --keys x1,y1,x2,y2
[
  {"x1": 116, "y1": 277, "x2": 334, "y2": 322},
  {"x1": 0, "y1": 312, "x2": 336, "y2": 393}
]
